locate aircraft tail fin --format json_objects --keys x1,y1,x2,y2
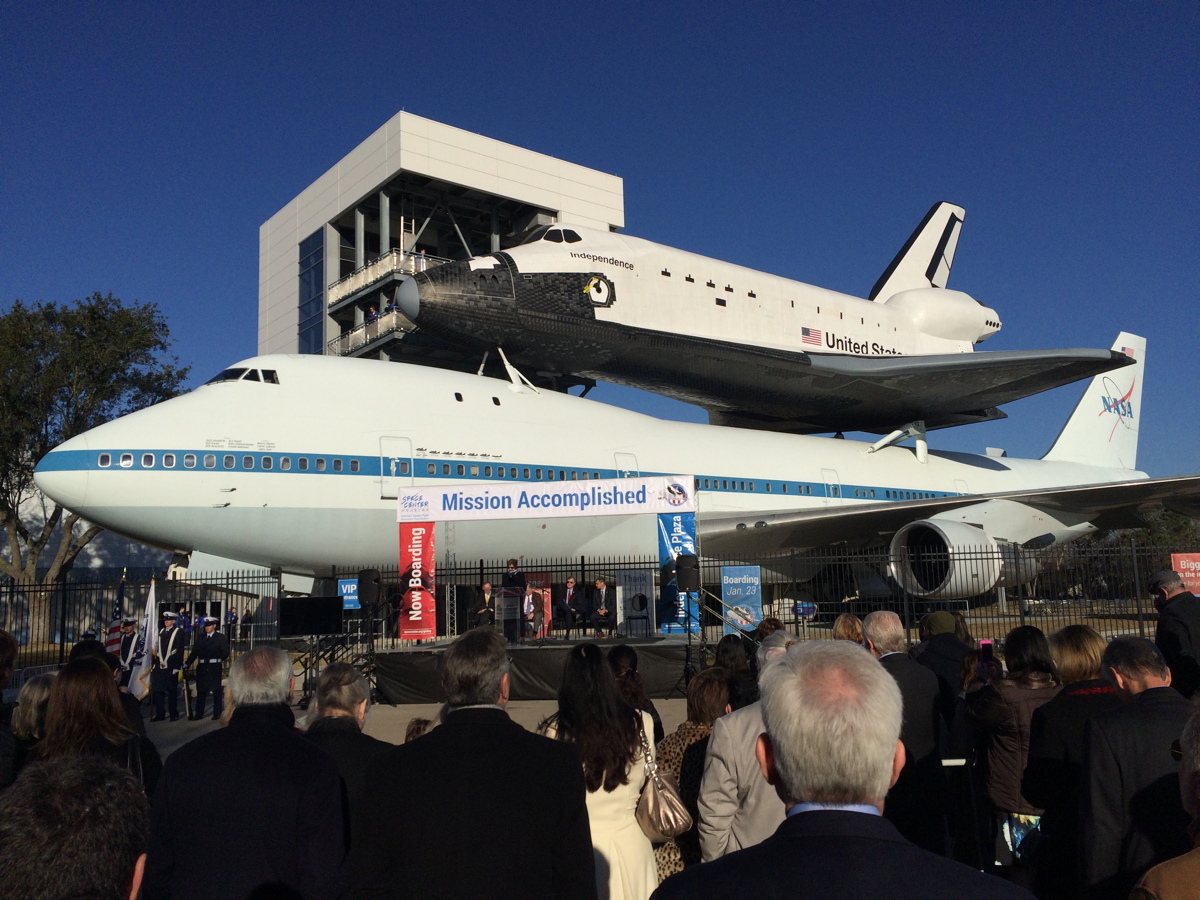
[
  {"x1": 868, "y1": 201, "x2": 966, "y2": 301},
  {"x1": 1042, "y1": 333, "x2": 1145, "y2": 470}
]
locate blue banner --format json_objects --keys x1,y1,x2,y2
[
  {"x1": 658, "y1": 512, "x2": 698, "y2": 633},
  {"x1": 338, "y1": 578, "x2": 361, "y2": 610},
  {"x1": 720, "y1": 566, "x2": 762, "y2": 635}
]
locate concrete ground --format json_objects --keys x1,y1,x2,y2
[{"x1": 144, "y1": 696, "x2": 690, "y2": 760}]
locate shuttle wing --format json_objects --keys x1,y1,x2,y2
[
  {"x1": 560, "y1": 324, "x2": 1134, "y2": 434},
  {"x1": 697, "y1": 474, "x2": 1200, "y2": 555}
]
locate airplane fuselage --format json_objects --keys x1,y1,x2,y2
[{"x1": 34, "y1": 354, "x2": 1138, "y2": 575}]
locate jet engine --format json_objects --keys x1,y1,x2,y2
[{"x1": 888, "y1": 519, "x2": 1038, "y2": 600}]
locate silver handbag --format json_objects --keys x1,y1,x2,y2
[{"x1": 634, "y1": 718, "x2": 693, "y2": 842}]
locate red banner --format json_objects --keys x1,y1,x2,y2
[
  {"x1": 1172, "y1": 553, "x2": 1200, "y2": 594},
  {"x1": 528, "y1": 571, "x2": 553, "y2": 639},
  {"x1": 398, "y1": 522, "x2": 437, "y2": 640}
]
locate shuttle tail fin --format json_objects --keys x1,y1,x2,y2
[
  {"x1": 868, "y1": 201, "x2": 966, "y2": 301},
  {"x1": 1042, "y1": 333, "x2": 1145, "y2": 470}
]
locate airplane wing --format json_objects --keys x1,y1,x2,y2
[
  {"x1": 553, "y1": 320, "x2": 1135, "y2": 435},
  {"x1": 697, "y1": 475, "x2": 1200, "y2": 556}
]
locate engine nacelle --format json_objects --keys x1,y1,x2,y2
[
  {"x1": 879, "y1": 287, "x2": 1001, "y2": 343},
  {"x1": 888, "y1": 519, "x2": 1038, "y2": 600}
]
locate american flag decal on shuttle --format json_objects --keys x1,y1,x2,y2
[{"x1": 801, "y1": 327, "x2": 822, "y2": 346}]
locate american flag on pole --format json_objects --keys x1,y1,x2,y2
[
  {"x1": 801, "y1": 327, "x2": 822, "y2": 346},
  {"x1": 130, "y1": 580, "x2": 158, "y2": 701},
  {"x1": 104, "y1": 569, "x2": 127, "y2": 654}
]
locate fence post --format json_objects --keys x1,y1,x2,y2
[{"x1": 1130, "y1": 538, "x2": 1146, "y2": 638}]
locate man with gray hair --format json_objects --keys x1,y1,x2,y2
[
  {"x1": 697, "y1": 629, "x2": 796, "y2": 860},
  {"x1": 655, "y1": 641, "x2": 1032, "y2": 899},
  {"x1": 863, "y1": 609, "x2": 946, "y2": 854},
  {"x1": 144, "y1": 646, "x2": 347, "y2": 900},
  {"x1": 1149, "y1": 569, "x2": 1200, "y2": 698},
  {"x1": 1082, "y1": 636, "x2": 1192, "y2": 900},
  {"x1": 352, "y1": 627, "x2": 596, "y2": 899}
]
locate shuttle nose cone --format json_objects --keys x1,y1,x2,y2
[
  {"x1": 396, "y1": 275, "x2": 420, "y2": 321},
  {"x1": 34, "y1": 434, "x2": 90, "y2": 509}
]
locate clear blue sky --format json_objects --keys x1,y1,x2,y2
[{"x1": 2, "y1": 2, "x2": 1196, "y2": 477}]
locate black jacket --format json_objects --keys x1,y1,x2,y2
[
  {"x1": 1155, "y1": 591, "x2": 1200, "y2": 698},
  {"x1": 652, "y1": 810, "x2": 1033, "y2": 899},
  {"x1": 144, "y1": 704, "x2": 347, "y2": 900},
  {"x1": 351, "y1": 706, "x2": 597, "y2": 900},
  {"x1": 184, "y1": 630, "x2": 230, "y2": 692},
  {"x1": 304, "y1": 715, "x2": 393, "y2": 860},
  {"x1": 879, "y1": 652, "x2": 946, "y2": 854},
  {"x1": 915, "y1": 632, "x2": 970, "y2": 725},
  {"x1": 1023, "y1": 678, "x2": 1120, "y2": 900},
  {"x1": 1081, "y1": 686, "x2": 1192, "y2": 900}
]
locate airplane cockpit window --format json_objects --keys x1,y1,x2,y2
[
  {"x1": 562, "y1": 229, "x2": 582, "y2": 243},
  {"x1": 544, "y1": 229, "x2": 564, "y2": 243},
  {"x1": 205, "y1": 367, "x2": 249, "y2": 385},
  {"x1": 242, "y1": 370, "x2": 261, "y2": 382},
  {"x1": 262, "y1": 370, "x2": 279, "y2": 384},
  {"x1": 515, "y1": 225, "x2": 551, "y2": 245}
]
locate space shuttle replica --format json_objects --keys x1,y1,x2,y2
[{"x1": 388, "y1": 202, "x2": 1132, "y2": 434}]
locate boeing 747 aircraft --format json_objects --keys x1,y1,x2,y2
[
  {"x1": 33, "y1": 333, "x2": 1199, "y2": 600},
  {"x1": 377, "y1": 202, "x2": 1132, "y2": 434}
]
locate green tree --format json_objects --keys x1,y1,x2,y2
[{"x1": 0, "y1": 293, "x2": 189, "y2": 638}]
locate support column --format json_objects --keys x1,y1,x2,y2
[
  {"x1": 355, "y1": 209, "x2": 365, "y2": 269},
  {"x1": 379, "y1": 192, "x2": 391, "y2": 256},
  {"x1": 490, "y1": 209, "x2": 500, "y2": 253}
]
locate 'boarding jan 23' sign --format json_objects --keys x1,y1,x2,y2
[{"x1": 397, "y1": 475, "x2": 696, "y2": 523}]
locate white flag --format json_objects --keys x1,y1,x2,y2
[{"x1": 129, "y1": 580, "x2": 157, "y2": 701}]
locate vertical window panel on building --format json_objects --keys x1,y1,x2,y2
[{"x1": 298, "y1": 230, "x2": 325, "y2": 354}]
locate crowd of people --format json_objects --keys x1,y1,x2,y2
[{"x1": 0, "y1": 567, "x2": 1197, "y2": 899}]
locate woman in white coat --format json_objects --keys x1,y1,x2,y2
[{"x1": 541, "y1": 642, "x2": 658, "y2": 900}]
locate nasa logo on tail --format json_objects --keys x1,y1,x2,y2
[
  {"x1": 1099, "y1": 375, "x2": 1136, "y2": 440},
  {"x1": 583, "y1": 275, "x2": 614, "y2": 307}
]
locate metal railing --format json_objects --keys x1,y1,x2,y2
[
  {"x1": 327, "y1": 310, "x2": 414, "y2": 356},
  {"x1": 3, "y1": 540, "x2": 1194, "y2": 674},
  {"x1": 326, "y1": 249, "x2": 450, "y2": 307}
]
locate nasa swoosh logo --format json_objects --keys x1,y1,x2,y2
[{"x1": 1098, "y1": 376, "x2": 1135, "y2": 440}]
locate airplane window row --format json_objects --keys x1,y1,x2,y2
[
  {"x1": 887, "y1": 490, "x2": 938, "y2": 500},
  {"x1": 203, "y1": 368, "x2": 280, "y2": 385},
  {"x1": 97, "y1": 453, "x2": 359, "y2": 473},
  {"x1": 423, "y1": 462, "x2": 600, "y2": 481}
]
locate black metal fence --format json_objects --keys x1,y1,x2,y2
[{"x1": 3, "y1": 539, "x2": 1194, "y2": 677}]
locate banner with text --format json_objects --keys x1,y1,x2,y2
[
  {"x1": 397, "y1": 475, "x2": 696, "y2": 523},
  {"x1": 398, "y1": 523, "x2": 436, "y2": 640},
  {"x1": 1172, "y1": 553, "x2": 1200, "y2": 593},
  {"x1": 658, "y1": 511, "x2": 698, "y2": 633},
  {"x1": 720, "y1": 566, "x2": 762, "y2": 635}
]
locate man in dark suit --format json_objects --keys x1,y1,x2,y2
[
  {"x1": 654, "y1": 640, "x2": 1031, "y2": 900},
  {"x1": 1081, "y1": 636, "x2": 1192, "y2": 900},
  {"x1": 1150, "y1": 569, "x2": 1200, "y2": 698},
  {"x1": 556, "y1": 577, "x2": 587, "y2": 639},
  {"x1": 863, "y1": 610, "x2": 947, "y2": 855},
  {"x1": 590, "y1": 576, "x2": 617, "y2": 637},
  {"x1": 472, "y1": 581, "x2": 497, "y2": 628},
  {"x1": 144, "y1": 646, "x2": 347, "y2": 900},
  {"x1": 184, "y1": 616, "x2": 230, "y2": 720},
  {"x1": 351, "y1": 627, "x2": 596, "y2": 900},
  {"x1": 150, "y1": 611, "x2": 188, "y2": 722}
]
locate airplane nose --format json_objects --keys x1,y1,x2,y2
[
  {"x1": 396, "y1": 274, "x2": 420, "y2": 320},
  {"x1": 34, "y1": 435, "x2": 90, "y2": 509}
]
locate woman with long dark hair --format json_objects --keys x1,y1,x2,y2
[
  {"x1": 608, "y1": 644, "x2": 664, "y2": 745},
  {"x1": 38, "y1": 656, "x2": 162, "y2": 794},
  {"x1": 966, "y1": 625, "x2": 1061, "y2": 874},
  {"x1": 542, "y1": 643, "x2": 658, "y2": 900}
]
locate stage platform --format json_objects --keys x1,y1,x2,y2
[{"x1": 374, "y1": 635, "x2": 694, "y2": 704}]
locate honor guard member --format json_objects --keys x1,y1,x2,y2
[
  {"x1": 185, "y1": 616, "x2": 231, "y2": 720},
  {"x1": 151, "y1": 611, "x2": 188, "y2": 722},
  {"x1": 117, "y1": 617, "x2": 139, "y2": 688}
]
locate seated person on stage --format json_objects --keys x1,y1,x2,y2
[
  {"x1": 590, "y1": 576, "x2": 617, "y2": 637},
  {"x1": 556, "y1": 577, "x2": 586, "y2": 638},
  {"x1": 473, "y1": 582, "x2": 496, "y2": 628}
]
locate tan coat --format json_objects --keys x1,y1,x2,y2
[{"x1": 1130, "y1": 823, "x2": 1200, "y2": 900}]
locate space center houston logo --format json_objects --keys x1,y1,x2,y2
[
  {"x1": 397, "y1": 474, "x2": 697, "y2": 523},
  {"x1": 1098, "y1": 375, "x2": 1136, "y2": 440}
]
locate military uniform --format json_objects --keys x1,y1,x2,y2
[
  {"x1": 152, "y1": 616, "x2": 188, "y2": 721},
  {"x1": 185, "y1": 618, "x2": 231, "y2": 720},
  {"x1": 118, "y1": 618, "x2": 139, "y2": 688}
]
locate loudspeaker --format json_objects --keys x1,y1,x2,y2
[
  {"x1": 676, "y1": 554, "x2": 701, "y2": 592},
  {"x1": 358, "y1": 568, "x2": 382, "y2": 610}
]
